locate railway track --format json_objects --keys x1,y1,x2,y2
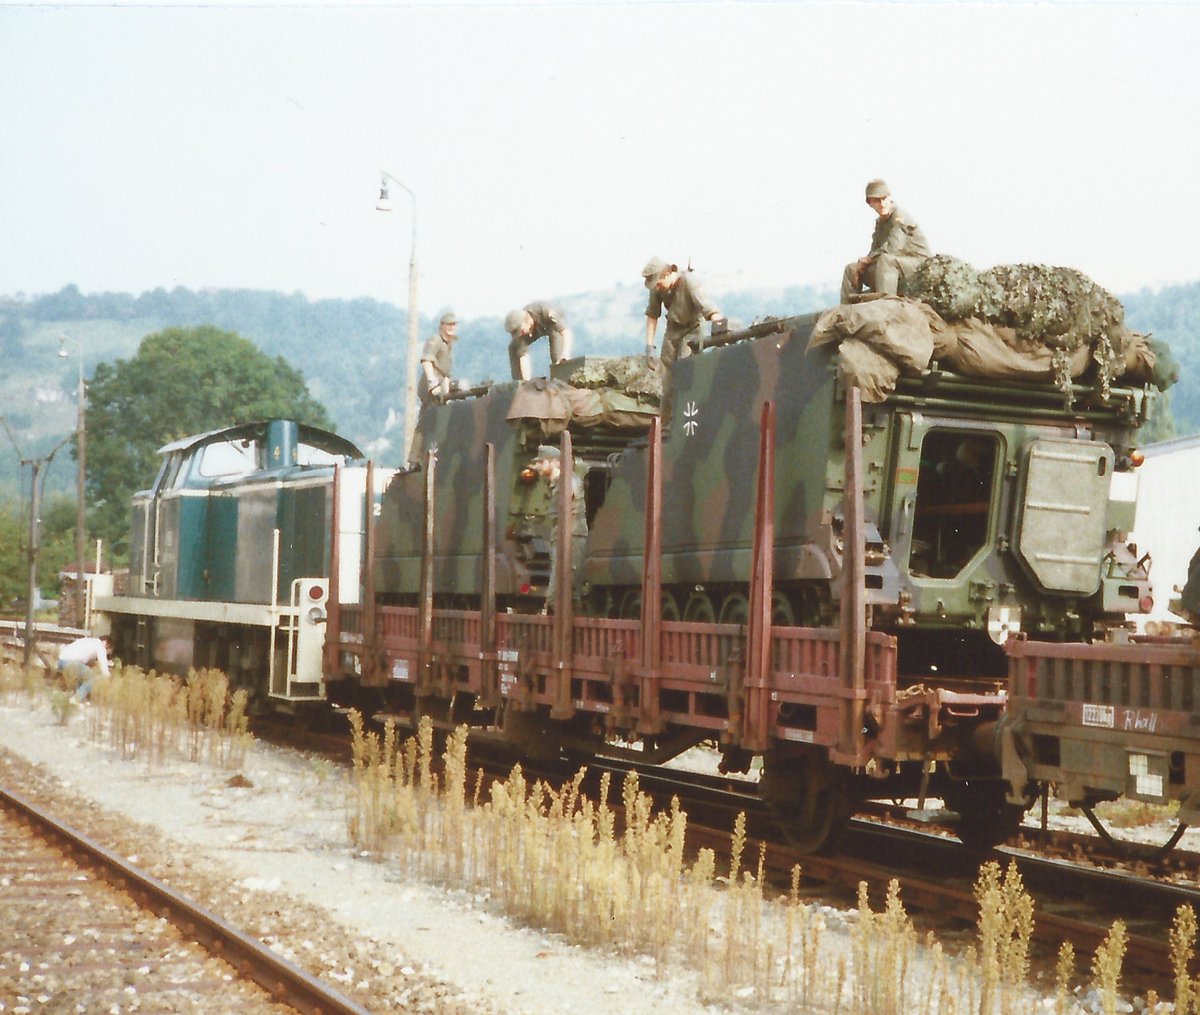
[
  {"x1": 0, "y1": 782, "x2": 369, "y2": 1015},
  {"x1": 593, "y1": 757, "x2": 1190, "y2": 986}
]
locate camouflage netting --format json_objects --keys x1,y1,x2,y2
[
  {"x1": 811, "y1": 292, "x2": 1175, "y2": 405},
  {"x1": 899, "y1": 256, "x2": 1134, "y2": 395},
  {"x1": 903, "y1": 256, "x2": 1126, "y2": 346},
  {"x1": 568, "y1": 356, "x2": 663, "y2": 400},
  {"x1": 808, "y1": 259, "x2": 1177, "y2": 404}
]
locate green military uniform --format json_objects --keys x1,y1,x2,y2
[
  {"x1": 841, "y1": 205, "x2": 931, "y2": 304},
  {"x1": 418, "y1": 332, "x2": 454, "y2": 406},
  {"x1": 508, "y1": 302, "x2": 568, "y2": 379},
  {"x1": 546, "y1": 469, "x2": 587, "y2": 600},
  {"x1": 646, "y1": 274, "x2": 719, "y2": 366},
  {"x1": 410, "y1": 315, "x2": 457, "y2": 468}
]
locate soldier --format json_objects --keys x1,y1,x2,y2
[
  {"x1": 418, "y1": 311, "x2": 459, "y2": 404},
  {"x1": 841, "y1": 179, "x2": 931, "y2": 304},
  {"x1": 504, "y1": 302, "x2": 573, "y2": 381},
  {"x1": 530, "y1": 444, "x2": 587, "y2": 607},
  {"x1": 642, "y1": 257, "x2": 724, "y2": 367},
  {"x1": 409, "y1": 311, "x2": 460, "y2": 468}
]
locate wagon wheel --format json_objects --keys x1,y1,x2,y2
[
  {"x1": 719, "y1": 593, "x2": 750, "y2": 626},
  {"x1": 1081, "y1": 804, "x2": 1189, "y2": 859},
  {"x1": 762, "y1": 751, "x2": 851, "y2": 854},
  {"x1": 944, "y1": 779, "x2": 1027, "y2": 850},
  {"x1": 683, "y1": 592, "x2": 717, "y2": 623}
]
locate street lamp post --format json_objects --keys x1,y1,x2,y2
[
  {"x1": 59, "y1": 336, "x2": 87, "y2": 627},
  {"x1": 375, "y1": 172, "x2": 420, "y2": 463}
]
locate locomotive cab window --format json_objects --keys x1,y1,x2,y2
[
  {"x1": 196, "y1": 438, "x2": 259, "y2": 479},
  {"x1": 908, "y1": 430, "x2": 999, "y2": 579}
]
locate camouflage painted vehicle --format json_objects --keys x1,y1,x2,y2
[
  {"x1": 374, "y1": 358, "x2": 660, "y2": 607},
  {"x1": 331, "y1": 312, "x2": 1155, "y2": 852},
  {"x1": 93, "y1": 420, "x2": 392, "y2": 706},
  {"x1": 586, "y1": 312, "x2": 1150, "y2": 671}
]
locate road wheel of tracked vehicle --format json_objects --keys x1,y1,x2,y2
[
  {"x1": 771, "y1": 593, "x2": 796, "y2": 627},
  {"x1": 944, "y1": 779, "x2": 1026, "y2": 850},
  {"x1": 618, "y1": 591, "x2": 642, "y2": 619},
  {"x1": 719, "y1": 594, "x2": 750, "y2": 626},
  {"x1": 762, "y1": 750, "x2": 851, "y2": 854},
  {"x1": 683, "y1": 593, "x2": 716, "y2": 623}
]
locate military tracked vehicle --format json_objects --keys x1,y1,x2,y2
[
  {"x1": 374, "y1": 358, "x2": 660, "y2": 606},
  {"x1": 585, "y1": 312, "x2": 1151, "y2": 678}
]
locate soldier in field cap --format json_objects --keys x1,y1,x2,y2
[
  {"x1": 408, "y1": 310, "x2": 462, "y2": 468},
  {"x1": 505, "y1": 302, "x2": 573, "y2": 381},
  {"x1": 642, "y1": 257, "x2": 724, "y2": 367},
  {"x1": 841, "y1": 179, "x2": 931, "y2": 304}
]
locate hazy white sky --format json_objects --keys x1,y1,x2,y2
[{"x1": 1, "y1": 1, "x2": 1197, "y2": 318}]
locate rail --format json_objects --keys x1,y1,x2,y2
[{"x1": 0, "y1": 784, "x2": 371, "y2": 1015}]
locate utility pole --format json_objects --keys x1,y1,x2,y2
[
  {"x1": 1, "y1": 416, "x2": 69, "y2": 669},
  {"x1": 24, "y1": 460, "x2": 41, "y2": 669}
]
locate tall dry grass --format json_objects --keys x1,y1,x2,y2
[
  {"x1": 344, "y1": 710, "x2": 1191, "y2": 1011},
  {"x1": 86, "y1": 664, "x2": 251, "y2": 769}
]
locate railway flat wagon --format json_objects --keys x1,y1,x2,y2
[{"x1": 1001, "y1": 635, "x2": 1200, "y2": 848}]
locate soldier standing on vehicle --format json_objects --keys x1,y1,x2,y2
[
  {"x1": 505, "y1": 302, "x2": 573, "y2": 381},
  {"x1": 840, "y1": 179, "x2": 931, "y2": 304},
  {"x1": 409, "y1": 311, "x2": 460, "y2": 468},
  {"x1": 642, "y1": 257, "x2": 724, "y2": 367},
  {"x1": 531, "y1": 444, "x2": 587, "y2": 608}
]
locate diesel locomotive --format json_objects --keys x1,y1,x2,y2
[{"x1": 95, "y1": 419, "x2": 393, "y2": 706}]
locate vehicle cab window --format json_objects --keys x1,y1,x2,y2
[
  {"x1": 196, "y1": 438, "x2": 259, "y2": 479},
  {"x1": 908, "y1": 430, "x2": 999, "y2": 578}
]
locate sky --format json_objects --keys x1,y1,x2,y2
[{"x1": 1, "y1": 0, "x2": 1198, "y2": 320}]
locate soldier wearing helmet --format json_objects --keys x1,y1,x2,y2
[
  {"x1": 642, "y1": 257, "x2": 724, "y2": 367},
  {"x1": 504, "y1": 302, "x2": 573, "y2": 381},
  {"x1": 841, "y1": 179, "x2": 931, "y2": 304}
]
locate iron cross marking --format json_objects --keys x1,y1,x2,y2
[{"x1": 683, "y1": 401, "x2": 699, "y2": 436}]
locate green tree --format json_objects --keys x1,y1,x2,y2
[
  {"x1": 0, "y1": 498, "x2": 29, "y2": 611},
  {"x1": 85, "y1": 325, "x2": 332, "y2": 553},
  {"x1": 0, "y1": 494, "x2": 75, "y2": 613}
]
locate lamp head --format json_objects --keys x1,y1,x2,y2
[{"x1": 376, "y1": 178, "x2": 392, "y2": 212}]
